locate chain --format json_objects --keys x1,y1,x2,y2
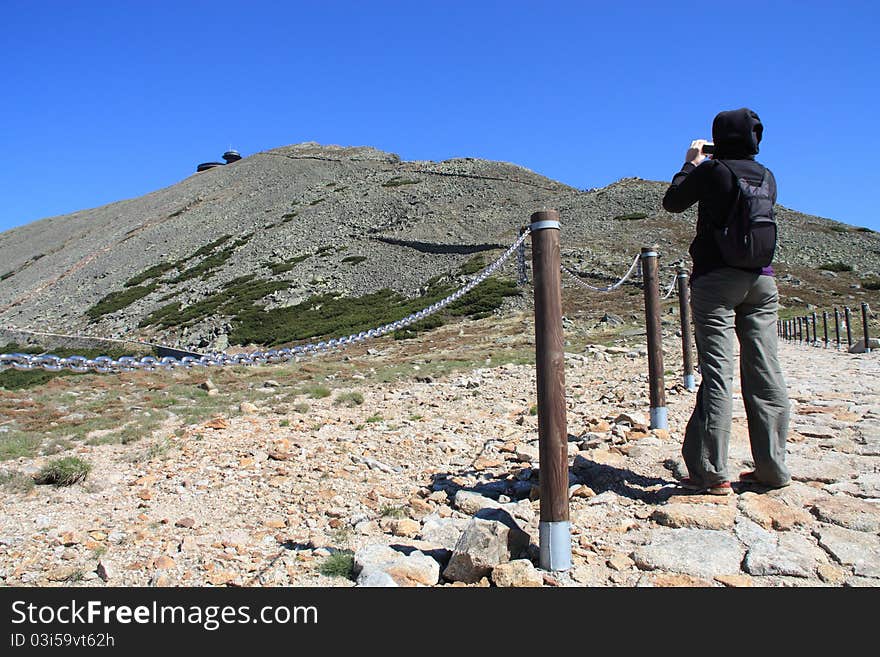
[
  {"x1": 661, "y1": 272, "x2": 677, "y2": 299},
  {"x1": 561, "y1": 253, "x2": 641, "y2": 293},
  {"x1": 516, "y1": 228, "x2": 529, "y2": 285},
  {"x1": 0, "y1": 230, "x2": 530, "y2": 374}
]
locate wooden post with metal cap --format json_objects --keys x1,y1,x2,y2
[
  {"x1": 676, "y1": 268, "x2": 696, "y2": 391},
  {"x1": 812, "y1": 312, "x2": 818, "y2": 346},
  {"x1": 529, "y1": 209, "x2": 571, "y2": 572},
  {"x1": 823, "y1": 311, "x2": 829, "y2": 348},
  {"x1": 845, "y1": 306, "x2": 853, "y2": 348},
  {"x1": 835, "y1": 309, "x2": 841, "y2": 348},
  {"x1": 641, "y1": 246, "x2": 667, "y2": 429},
  {"x1": 862, "y1": 302, "x2": 871, "y2": 353}
]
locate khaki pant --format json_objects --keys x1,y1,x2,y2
[{"x1": 683, "y1": 268, "x2": 791, "y2": 487}]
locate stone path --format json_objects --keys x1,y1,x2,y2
[{"x1": 0, "y1": 336, "x2": 877, "y2": 587}]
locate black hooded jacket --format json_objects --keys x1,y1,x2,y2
[{"x1": 662, "y1": 108, "x2": 777, "y2": 281}]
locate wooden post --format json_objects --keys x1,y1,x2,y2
[
  {"x1": 845, "y1": 307, "x2": 853, "y2": 347},
  {"x1": 823, "y1": 311, "x2": 829, "y2": 348},
  {"x1": 812, "y1": 312, "x2": 818, "y2": 346},
  {"x1": 862, "y1": 302, "x2": 872, "y2": 353},
  {"x1": 797, "y1": 316, "x2": 803, "y2": 343},
  {"x1": 834, "y1": 308, "x2": 841, "y2": 350},
  {"x1": 641, "y1": 246, "x2": 667, "y2": 429},
  {"x1": 529, "y1": 210, "x2": 571, "y2": 572},
  {"x1": 676, "y1": 268, "x2": 696, "y2": 391}
]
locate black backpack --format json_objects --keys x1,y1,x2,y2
[{"x1": 713, "y1": 160, "x2": 777, "y2": 269}]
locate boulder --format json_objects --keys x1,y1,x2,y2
[{"x1": 442, "y1": 516, "x2": 531, "y2": 584}]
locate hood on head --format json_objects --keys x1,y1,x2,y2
[{"x1": 712, "y1": 108, "x2": 763, "y2": 158}]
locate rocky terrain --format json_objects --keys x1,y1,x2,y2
[
  {"x1": 1, "y1": 142, "x2": 879, "y2": 588},
  {"x1": 1, "y1": 142, "x2": 878, "y2": 352},
  {"x1": 1, "y1": 310, "x2": 878, "y2": 588}
]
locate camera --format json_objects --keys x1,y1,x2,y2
[{"x1": 701, "y1": 143, "x2": 715, "y2": 154}]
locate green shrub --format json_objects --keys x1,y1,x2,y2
[
  {"x1": 365, "y1": 414, "x2": 383, "y2": 423},
  {"x1": 334, "y1": 391, "x2": 364, "y2": 407},
  {"x1": 0, "y1": 432, "x2": 42, "y2": 460},
  {"x1": 380, "y1": 505, "x2": 406, "y2": 518},
  {"x1": 124, "y1": 262, "x2": 176, "y2": 287},
  {"x1": 268, "y1": 254, "x2": 310, "y2": 274},
  {"x1": 341, "y1": 256, "x2": 367, "y2": 265},
  {"x1": 139, "y1": 276, "x2": 290, "y2": 328},
  {"x1": 169, "y1": 246, "x2": 236, "y2": 283},
  {"x1": 862, "y1": 279, "x2": 880, "y2": 291},
  {"x1": 613, "y1": 212, "x2": 648, "y2": 221},
  {"x1": 382, "y1": 177, "x2": 421, "y2": 187},
  {"x1": 0, "y1": 470, "x2": 35, "y2": 493},
  {"x1": 190, "y1": 235, "x2": 232, "y2": 259},
  {"x1": 458, "y1": 256, "x2": 485, "y2": 276},
  {"x1": 318, "y1": 551, "x2": 354, "y2": 578},
  {"x1": 820, "y1": 262, "x2": 854, "y2": 273},
  {"x1": 34, "y1": 457, "x2": 91, "y2": 486},
  {"x1": 303, "y1": 385, "x2": 331, "y2": 399},
  {"x1": 86, "y1": 283, "x2": 157, "y2": 319}
]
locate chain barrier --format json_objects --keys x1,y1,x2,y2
[
  {"x1": 0, "y1": 230, "x2": 531, "y2": 375},
  {"x1": 661, "y1": 272, "x2": 677, "y2": 299},
  {"x1": 560, "y1": 253, "x2": 641, "y2": 293},
  {"x1": 516, "y1": 229, "x2": 529, "y2": 285}
]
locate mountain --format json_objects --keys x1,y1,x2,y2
[{"x1": 1, "y1": 142, "x2": 878, "y2": 352}]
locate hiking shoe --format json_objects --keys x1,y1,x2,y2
[
  {"x1": 738, "y1": 471, "x2": 791, "y2": 489},
  {"x1": 678, "y1": 477, "x2": 732, "y2": 496}
]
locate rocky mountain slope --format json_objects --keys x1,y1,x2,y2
[{"x1": 1, "y1": 142, "x2": 878, "y2": 352}]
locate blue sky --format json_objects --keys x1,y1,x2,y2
[{"x1": 1, "y1": 1, "x2": 878, "y2": 233}]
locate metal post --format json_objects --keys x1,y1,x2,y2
[
  {"x1": 797, "y1": 316, "x2": 803, "y2": 343},
  {"x1": 834, "y1": 308, "x2": 841, "y2": 350},
  {"x1": 641, "y1": 246, "x2": 667, "y2": 429},
  {"x1": 812, "y1": 312, "x2": 818, "y2": 346},
  {"x1": 529, "y1": 210, "x2": 571, "y2": 572},
  {"x1": 823, "y1": 311, "x2": 829, "y2": 348},
  {"x1": 862, "y1": 302, "x2": 871, "y2": 353},
  {"x1": 845, "y1": 307, "x2": 853, "y2": 347},
  {"x1": 676, "y1": 269, "x2": 696, "y2": 391}
]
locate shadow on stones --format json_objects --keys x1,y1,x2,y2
[
  {"x1": 428, "y1": 453, "x2": 676, "y2": 507},
  {"x1": 373, "y1": 237, "x2": 506, "y2": 255}
]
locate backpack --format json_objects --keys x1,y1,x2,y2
[{"x1": 713, "y1": 160, "x2": 777, "y2": 269}]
